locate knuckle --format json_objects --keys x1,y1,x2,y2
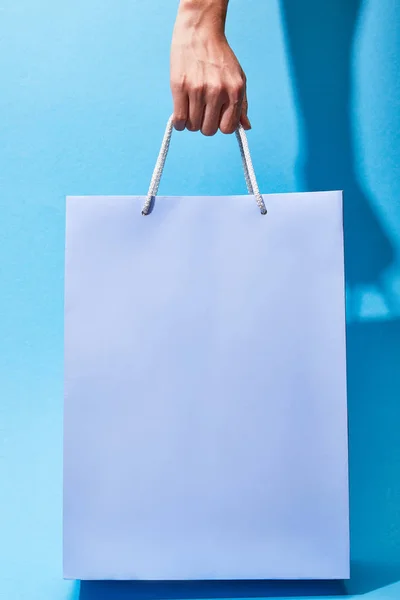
[
  {"x1": 173, "y1": 107, "x2": 187, "y2": 130},
  {"x1": 201, "y1": 126, "x2": 218, "y2": 137},
  {"x1": 171, "y1": 79, "x2": 185, "y2": 93},
  {"x1": 230, "y1": 83, "x2": 245, "y2": 101},
  {"x1": 186, "y1": 121, "x2": 200, "y2": 132},
  {"x1": 173, "y1": 118, "x2": 186, "y2": 131},
  {"x1": 220, "y1": 123, "x2": 236, "y2": 135},
  {"x1": 207, "y1": 83, "x2": 222, "y2": 98},
  {"x1": 173, "y1": 112, "x2": 186, "y2": 122},
  {"x1": 189, "y1": 82, "x2": 205, "y2": 96}
]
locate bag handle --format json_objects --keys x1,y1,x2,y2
[{"x1": 142, "y1": 116, "x2": 267, "y2": 216}]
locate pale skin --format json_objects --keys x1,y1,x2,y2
[{"x1": 171, "y1": 0, "x2": 251, "y2": 136}]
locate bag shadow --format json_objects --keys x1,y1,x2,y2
[
  {"x1": 79, "y1": 579, "x2": 346, "y2": 600},
  {"x1": 281, "y1": 0, "x2": 400, "y2": 594}
]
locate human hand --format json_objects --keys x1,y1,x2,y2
[{"x1": 170, "y1": 0, "x2": 251, "y2": 136}]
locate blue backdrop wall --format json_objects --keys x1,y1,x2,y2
[{"x1": 1, "y1": 1, "x2": 399, "y2": 599}]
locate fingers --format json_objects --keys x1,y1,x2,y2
[
  {"x1": 171, "y1": 82, "x2": 188, "y2": 131},
  {"x1": 201, "y1": 88, "x2": 225, "y2": 137},
  {"x1": 219, "y1": 77, "x2": 246, "y2": 135},
  {"x1": 187, "y1": 85, "x2": 205, "y2": 132},
  {"x1": 171, "y1": 77, "x2": 247, "y2": 136},
  {"x1": 240, "y1": 90, "x2": 252, "y2": 130},
  {"x1": 173, "y1": 84, "x2": 206, "y2": 133}
]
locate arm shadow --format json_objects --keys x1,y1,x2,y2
[{"x1": 280, "y1": 0, "x2": 394, "y2": 290}]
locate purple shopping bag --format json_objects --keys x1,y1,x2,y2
[{"x1": 64, "y1": 118, "x2": 349, "y2": 580}]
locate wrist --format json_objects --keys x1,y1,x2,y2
[{"x1": 176, "y1": 0, "x2": 228, "y2": 37}]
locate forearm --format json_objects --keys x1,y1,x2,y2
[{"x1": 176, "y1": 0, "x2": 229, "y2": 37}]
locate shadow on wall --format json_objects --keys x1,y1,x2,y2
[
  {"x1": 281, "y1": 0, "x2": 400, "y2": 596},
  {"x1": 79, "y1": 1, "x2": 400, "y2": 599}
]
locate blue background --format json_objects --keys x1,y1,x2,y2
[{"x1": 1, "y1": 0, "x2": 399, "y2": 599}]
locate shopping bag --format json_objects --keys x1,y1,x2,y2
[{"x1": 64, "y1": 118, "x2": 349, "y2": 581}]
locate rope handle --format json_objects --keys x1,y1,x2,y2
[{"x1": 142, "y1": 116, "x2": 267, "y2": 216}]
